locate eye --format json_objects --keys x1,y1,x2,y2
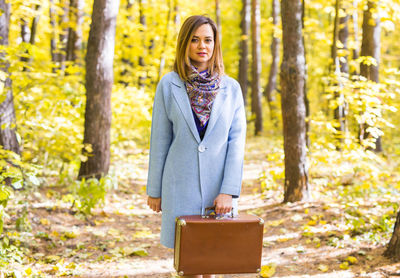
[
  {"x1": 191, "y1": 38, "x2": 198, "y2": 42},
  {"x1": 205, "y1": 39, "x2": 213, "y2": 43}
]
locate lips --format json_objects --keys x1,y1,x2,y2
[{"x1": 197, "y1": 52, "x2": 207, "y2": 56}]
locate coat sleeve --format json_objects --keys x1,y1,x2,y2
[
  {"x1": 146, "y1": 80, "x2": 173, "y2": 198},
  {"x1": 219, "y1": 83, "x2": 247, "y2": 197}
]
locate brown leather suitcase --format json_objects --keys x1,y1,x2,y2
[{"x1": 173, "y1": 212, "x2": 264, "y2": 276}]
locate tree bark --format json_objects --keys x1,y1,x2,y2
[
  {"x1": 302, "y1": 0, "x2": 310, "y2": 148},
  {"x1": 66, "y1": 0, "x2": 83, "y2": 62},
  {"x1": 173, "y1": 0, "x2": 180, "y2": 29},
  {"x1": 332, "y1": 0, "x2": 349, "y2": 147},
  {"x1": 78, "y1": 0, "x2": 120, "y2": 179},
  {"x1": 280, "y1": 0, "x2": 309, "y2": 202},
  {"x1": 351, "y1": 0, "x2": 359, "y2": 62},
  {"x1": 157, "y1": 0, "x2": 172, "y2": 84},
  {"x1": 359, "y1": 0, "x2": 382, "y2": 152},
  {"x1": 215, "y1": 0, "x2": 222, "y2": 43},
  {"x1": 384, "y1": 208, "x2": 400, "y2": 260},
  {"x1": 29, "y1": 5, "x2": 41, "y2": 45},
  {"x1": 0, "y1": 0, "x2": 20, "y2": 154},
  {"x1": 58, "y1": 0, "x2": 69, "y2": 71},
  {"x1": 20, "y1": 4, "x2": 40, "y2": 70},
  {"x1": 49, "y1": 0, "x2": 58, "y2": 67},
  {"x1": 120, "y1": 0, "x2": 134, "y2": 85},
  {"x1": 20, "y1": 19, "x2": 30, "y2": 43},
  {"x1": 138, "y1": 0, "x2": 146, "y2": 88},
  {"x1": 251, "y1": 0, "x2": 263, "y2": 135},
  {"x1": 238, "y1": 0, "x2": 250, "y2": 105},
  {"x1": 265, "y1": 0, "x2": 280, "y2": 127}
]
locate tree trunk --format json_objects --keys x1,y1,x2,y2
[
  {"x1": 120, "y1": 0, "x2": 134, "y2": 85},
  {"x1": 20, "y1": 19, "x2": 30, "y2": 43},
  {"x1": 78, "y1": 0, "x2": 120, "y2": 179},
  {"x1": 238, "y1": 0, "x2": 250, "y2": 105},
  {"x1": 302, "y1": 0, "x2": 310, "y2": 148},
  {"x1": 49, "y1": 0, "x2": 58, "y2": 67},
  {"x1": 20, "y1": 4, "x2": 40, "y2": 71},
  {"x1": 351, "y1": 0, "x2": 359, "y2": 63},
  {"x1": 138, "y1": 0, "x2": 146, "y2": 88},
  {"x1": 29, "y1": 5, "x2": 41, "y2": 45},
  {"x1": 58, "y1": 0, "x2": 69, "y2": 71},
  {"x1": 384, "y1": 208, "x2": 400, "y2": 260},
  {"x1": 280, "y1": 0, "x2": 309, "y2": 202},
  {"x1": 265, "y1": 0, "x2": 280, "y2": 127},
  {"x1": 173, "y1": 0, "x2": 180, "y2": 29},
  {"x1": 157, "y1": 0, "x2": 172, "y2": 84},
  {"x1": 66, "y1": 0, "x2": 83, "y2": 62},
  {"x1": 215, "y1": 0, "x2": 222, "y2": 43},
  {"x1": 0, "y1": 0, "x2": 20, "y2": 154},
  {"x1": 332, "y1": 0, "x2": 349, "y2": 147},
  {"x1": 251, "y1": 0, "x2": 263, "y2": 135},
  {"x1": 359, "y1": 0, "x2": 382, "y2": 152}
]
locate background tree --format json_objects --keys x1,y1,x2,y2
[
  {"x1": 331, "y1": 0, "x2": 349, "y2": 146},
  {"x1": 251, "y1": 0, "x2": 263, "y2": 135},
  {"x1": 138, "y1": 0, "x2": 147, "y2": 88},
  {"x1": 301, "y1": 0, "x2": 310, "y2": 148},
  {"x1": 49, "y1": 0, "x2": 58, "y2": 68},
  {"x1": 0, "y1": 0, "x2": 20, "y2": 154},
  {"x1": 384, "y1": 208, "x2": 400, "y2": 260},
  {"x1": 78, "y1": 0, "x2": 120, "y2": 179},
  {"x1": 265, "y1": 0, "x2": 280, "y2": 127},
  {"x1": 20, "y1": 4, "x2": 40, "y2": 70},
  {"x1": 280, "y1": 0, "x2": 309, "y2": 202},
  {"x1": 66, "y1": 0, "x2": 84, "y2": 63},
  {"x1": 157, "y1": 0, "x2": 172, "y2": 83},
  {"x1": 359, "y1": 0, "x2": 382, "y2": 152},
  {"x1": 58, "y1": 0, "x2": 69, "y2": 71},
  {"x1": 215, "y1": 0, "x2": 222, "y2": 43},
  {"x1": 238, "y1": 0, "x2": 250, "y2": 104}
]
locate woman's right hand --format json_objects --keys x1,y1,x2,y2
[{"x1": 147, "y1": 196, "x2": 162, "y2": 212}]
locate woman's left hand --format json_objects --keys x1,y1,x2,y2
[{"x1": 213, "y1": 193, "x2": 233, "y2": 214}]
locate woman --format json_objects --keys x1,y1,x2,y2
[{"x1": 146, "y1": 15, "x2": 246, "y2": 278}]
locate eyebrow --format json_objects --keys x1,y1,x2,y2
[{"x1": 192, "y1": 35, "x2": 213, "y2": 39}]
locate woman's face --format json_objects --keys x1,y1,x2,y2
[{"x1": 188, "y1": 24, "x2": 215, "y2": 72}]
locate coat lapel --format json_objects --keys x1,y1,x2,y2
[
  {"x1": 203, "y1": 82, "x2": 227, "y2": 139},
  {"x1": 171, "y1": 75, "x2": 201, "y2": 143}
]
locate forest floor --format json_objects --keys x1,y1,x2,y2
[{"x1": 3, "y1": 136, "x2": 400, "y2": 277}]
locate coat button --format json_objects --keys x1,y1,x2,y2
[{"x1": 198, "y1": 145, "x2": 206, "y2": 152}]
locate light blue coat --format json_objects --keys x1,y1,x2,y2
[{"x1": 146, "y1": 71, "x2": 246, "y2": 248}]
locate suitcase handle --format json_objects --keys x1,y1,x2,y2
[{"x1": 203, "y1": 206, "x2": 235, "y2": 219}]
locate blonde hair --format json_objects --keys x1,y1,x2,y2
[{"x1": 174, "y1": 15, "x2": 224, "y2": 81}]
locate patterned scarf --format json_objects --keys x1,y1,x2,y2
[{"x1": 186, "y1": 65, "x2": 221, "y2": 127}]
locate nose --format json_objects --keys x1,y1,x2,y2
[{"x1": 198, "y1": 40, "x2": 205, "y2": 49}]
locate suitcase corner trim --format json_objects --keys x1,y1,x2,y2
[{"x1": 174, "y1": 218, "x2": 186, "y2": 273}]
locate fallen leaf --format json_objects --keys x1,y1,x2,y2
[
  {"x1": 260, "y1": 263, "x2": 276, "y2": 277},
  {"x1": 318, "y1": 264, "x2": 329, "y2": 272},
  {"x1": 40, "y1": 218, "x2": 50, "y2": 226},
  {"x1": 340, "y1": 261, "x2": 349, "y2": 270},
  {"x1": 45, "y1": 255, "x2": 60, "y2": 263},
  {"x1": 63, "y1": 231, "x2": 77, "y2": 239},
  {"x1": 346, "y1": 256, "x2": 358, "y2": 265},
  {"x1": 291, "y1": 214, "x2": 303, "y2": 222},
  {"x1": 277, "y1": 237, "x2": 290, "y2": 242},
  {"x1": 268, "y1": 219, "x2": 284, "y2": 227},
  {"x1": 25, "y1": 268, "x2": 32, "y2": 276}
]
